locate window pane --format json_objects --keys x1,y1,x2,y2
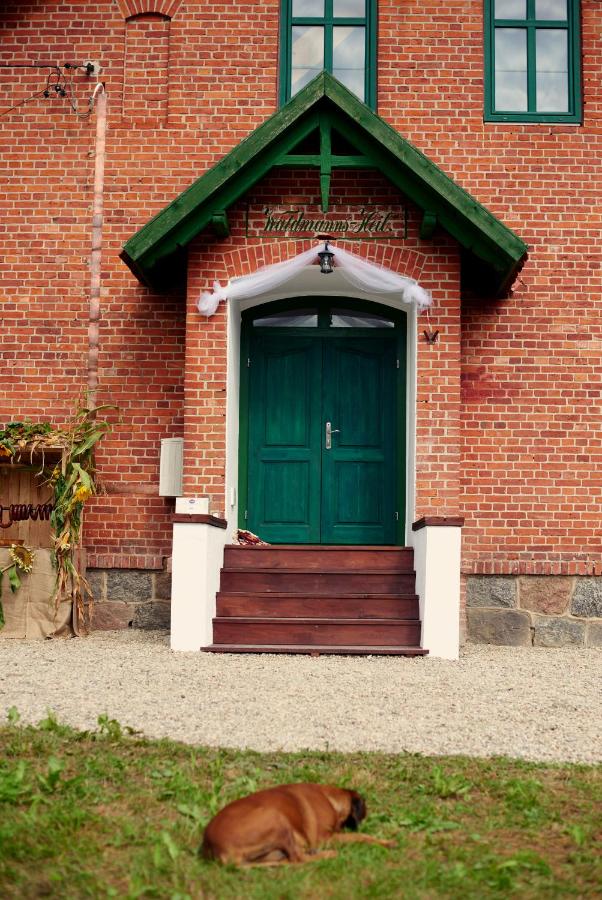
[
  {"x1": 291, "y1": 26, "x2": 324, "y2": 95},
  {"x1": 330, "y1": 309, "x2": 395, "y2": 328},
  {"x1": 333, "y1": 0, "x2": 365, "y2": 15},
  {"x1": 536, "y1": 29, "x2": 569, "y2": 110},
  {"x1": 253, "y1": 310, "x2": 318, "y2": 327},
  {"x1": 495, "y1": 28, "x2": 528, "y2": 110},
  {"x1": 333, "y1": 26, "x2": 365, "y2": 99},
  {"x1": 536, "y1": 72, "x2": 569, "y2": 110},
  {"x1": 535, "y1": 0, "x2": 567, "y2": 19},
  {"x1": 494, "y1": 0, "x2": 526, "y2": 18},
  {"x1": 292, "y1": 0, "x2": 324, "y2": 16},
  {"x1": 536, "y1": 28, "x2": 568, "y2": 73}
]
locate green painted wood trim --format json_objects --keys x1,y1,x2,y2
[
  {"x1": 319, "y1": 113, "x2": 332, "y2": 213},
  {"x1": 419, "y1": 211, "x2": 437, "y2": 240},
  {"x1": 211, "y1": 212, "x2": 230, "y2": 238},
  {"x1": 278, "y1": 153, "x2": 373, "y2": 167},
  {"x1": 278, "y1": 0, "x2": 291, "y2": 108},
  {"x1": 366, "y1": 0, "x2": 377, "y2": 110},
  {"x1": 237, "y1": 323, "x2": 251, "y2": 530},
  {"x1": 484, "y1": 0, "x2": 582, "y2": 124},
  {"x1": 395, "y1": 311, "x2": 406, "y2": 545},
  {"x1": 239, "y1": 297, "x2": 406, "y2": 542},
  {"x1": 121, "y1": 71, "x2": 527, "y2": 295}
]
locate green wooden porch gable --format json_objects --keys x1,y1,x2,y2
[{"x1": 120, "y1": 72, "x2": 527, "y2": 297}]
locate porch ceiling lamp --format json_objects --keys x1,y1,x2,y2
[{"x1": 318, "y1": 241, "x2": 335, "y2": 275}]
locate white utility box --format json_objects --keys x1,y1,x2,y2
[{"x1": 159, "y1": 438, "x2": 184, "y2": 497}]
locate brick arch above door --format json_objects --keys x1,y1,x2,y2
[{"x1": 116, "y1": 0, "x2": 182, "y2": 19}]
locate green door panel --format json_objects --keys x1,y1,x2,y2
[
  {"x1": 244, "y1": 309, "x2": 403, "y2": 545},
  {"x1": 321, "y1": 338, "x2": 396, "y2": 544},
  {"x1": 248, "y1": 335, "x2": 322, "y2": 543}
]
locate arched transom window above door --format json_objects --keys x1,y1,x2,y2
[{"x1": 248, "y1": 300, "x2": 399, "y2": 331}]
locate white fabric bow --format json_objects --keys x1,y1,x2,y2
[{"x1": 197, "y1": 243, "x2": 432, "y2": 316}]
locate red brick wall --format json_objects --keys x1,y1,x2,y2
[
  {"x1": 1, "y1": 1, "x2": 600, "y2": 577},
  {"x1": 123, "y1": 13, "x2": 170, "y2": 124}
]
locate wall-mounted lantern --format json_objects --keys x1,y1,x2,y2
[{"x1": 318, "y1": 241, "x2": 335, "y2": 275}]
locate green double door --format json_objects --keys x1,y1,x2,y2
[{"x1": 245, "y1": 323, "x2": 400, "y2": 544}]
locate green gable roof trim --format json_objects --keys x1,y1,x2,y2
[{"x1": 120, "y1": 72, "x2": 527, "y2": 296}]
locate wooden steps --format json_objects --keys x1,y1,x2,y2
[{"x1": 203, "y1": 545, "x2": 426, "y2": 657}]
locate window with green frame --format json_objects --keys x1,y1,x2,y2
[
  {"x1": 279, "y1": 0, "x2": 377, "y2": 108},
  {"x1": 484, "y1": 0, "x2": 582, "y2": 123}
]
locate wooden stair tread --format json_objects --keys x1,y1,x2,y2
[
  {"x1": 221, "y1": 567, "x2": 415, "y2": 575},
  {"x1": 213, "y1": 616, "x2": 418, "y2": 625},
  {"x1": 217, "y1": 591, "x2": 419, "y2": 599},
  {"x1": 225, "y1": 544, "x2": 411, "y2": 550},
  {"x1": 203, "y1": 644, "x2": 428, "y2": 656},
  {"x1": 223, "y1": 548, "x2": 414, "y2": 572}
]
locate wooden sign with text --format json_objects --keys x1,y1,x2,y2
[{"x1": 245, "y1": 204, "x2": 407, "y2": 240}]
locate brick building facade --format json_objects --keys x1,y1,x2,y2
[{"x1": 1, "y1": 1, "x2": 600, "y2": 655}]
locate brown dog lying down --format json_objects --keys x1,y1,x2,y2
[{"x1": 200, "y1": 782, "x2": 395, "y2": 866}]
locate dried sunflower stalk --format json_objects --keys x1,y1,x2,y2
[{"x1": 0, "y1": 544, "x2": 36, "y2": 628}]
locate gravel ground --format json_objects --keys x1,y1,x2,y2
[{"x1": 1, "y1": 630, "x2": 600, "y2": 764}]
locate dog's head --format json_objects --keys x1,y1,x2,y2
[{"x1": 342, "y1": 791, "x2": 367, "y2": 831}]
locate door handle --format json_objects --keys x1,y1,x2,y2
[{"x1": 325, "y1": 421, "x2": 341, "y2": 450}]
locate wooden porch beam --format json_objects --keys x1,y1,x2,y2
[
  {"x1": 211, "y1": 211, "x2": 230, "y2": 238},
  {"x1": 420, "y1": 211, "x2": 437, "y2": 240}
]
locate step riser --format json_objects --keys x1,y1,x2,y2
[
  {"x1": 213, "y1": 621, "x2": 421, "y2": 647},
  {"x1": 216, "y1": 595, "x2": 419, "y2": 619},
  {"x1": 223, "y1": 547, "x2": 414, "y2": 572},
  {"x1": 204, "y1": 645, "x2": 428, "y2": 656},
  {"x1": 220, "y1": 572, "x2": 416, "y2": 594}
]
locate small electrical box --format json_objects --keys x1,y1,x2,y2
[{"x1": 159, "y1": 438, "x2": 183, "y2": 497}]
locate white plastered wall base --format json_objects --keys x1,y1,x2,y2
[
  {"x1": 170, "y1": 520, "x2": 227, "y2": 651},
  {"x1": 411, "y1": 524, "x2": 462, "y2": 660}
]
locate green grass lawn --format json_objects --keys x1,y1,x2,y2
[{"x1": 0, "y1": 710, "x2": 600, "y2": 899}]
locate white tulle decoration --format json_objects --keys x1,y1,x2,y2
[{"x1": 196, "y1": 244, "x2": 432, "y2": 316}]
